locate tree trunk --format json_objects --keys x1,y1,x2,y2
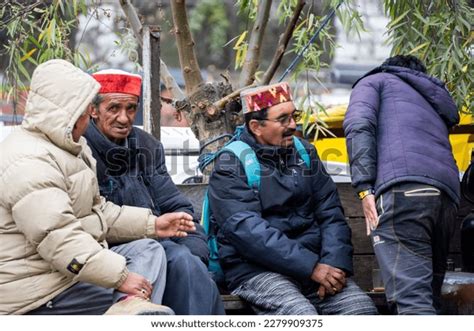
[
  {"x1": 170, "y1": 0, "x2": 204, "y2": 95},
  {"x1": 170, "y1": 0, "x2": 244, "y2": 181},
  {"x1": 238, "y1": 0, "x2": 272, "y2": 88}
]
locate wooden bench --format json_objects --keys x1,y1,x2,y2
[{"x1": 177, "y1": 182, "x2": 472, "y2": 314}]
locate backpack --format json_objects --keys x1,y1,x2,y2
[{"x1": 200, "y1": 135, "x2": 311, "y2": 284}]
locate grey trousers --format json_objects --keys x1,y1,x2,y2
[
  {"x1": 27, "y1": 239, "x2": 167, "y2": 315},
  {"x1": 372, "y1": 183, "x2": 457, "y2": 314},
  {"x1": 232, "y1": 272, "x2": 378, "y2": 315}
]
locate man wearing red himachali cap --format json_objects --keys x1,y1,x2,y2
[
  {"x1": 84, "y1": 69, "x2": 225, "y2": 315},
  {"x1": 207, "y1": 82, "x2": 377, "y2": 315}
]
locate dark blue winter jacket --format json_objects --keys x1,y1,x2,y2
[
  {"x1": 343, "y1": 65, "x2": 460, "y2": 205},
  {"x1": 208, "y1": 128, "x2": 353, "y2": 291},
  {"x1": 84, "y1": 121, "x2": 209, "y2": 264}
]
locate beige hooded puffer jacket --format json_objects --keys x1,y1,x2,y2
[{"x1": 0, "y1": 60, "x2": 158, "y2": 314}]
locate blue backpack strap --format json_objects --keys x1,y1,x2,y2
[
  {"x1": 200, "y1": 189, "x2": 224, "y2": 283},
  {"x1": 222, "y1": 141, "x2": 261, "y2": 190},
  {"x1": 201, "y1": 191, "x2": 220, "y2": 261},
  {"x1": 201, "y1": 140, "x2": 260, "y2": 234},
  {"x1": 293, "y1": 136, "x2": 311, "y2": 168},
  {"x1": 201, "y1": 189, "x2": 211, "y2": 234}
]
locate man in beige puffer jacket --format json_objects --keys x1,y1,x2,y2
[{"x1": 0, "y1": 59, "x2": 195, "y2": 315}]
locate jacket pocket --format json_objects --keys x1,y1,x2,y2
[{"x1": 404, "y1": 187, "x2": 441, "y2": 197}]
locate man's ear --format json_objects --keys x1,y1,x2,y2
[
  {"x1": 90, "y1": 104, "x2": 99, "y2": 119},
  {"x1": 248, "y1": 119, "x2": 262, "y2": 137}
]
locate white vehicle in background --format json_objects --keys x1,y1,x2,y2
[{"x1": 160, "y1": 127, "x2": 201, "y2": 184}]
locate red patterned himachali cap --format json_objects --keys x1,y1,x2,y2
[
  {"x1": 92, "y1": 69, "x2": 142, "y2": 97},
  {"x1": 240, "y1": 82, "x2": 293, "y2": 114}
]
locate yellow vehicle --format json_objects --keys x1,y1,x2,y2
[{"x1": 305, "y1": 105, "x2": 473, "y2": 174}]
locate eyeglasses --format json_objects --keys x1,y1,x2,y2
[{"x1": 262, "y1": 110, "x2": 303, "y2": 126}]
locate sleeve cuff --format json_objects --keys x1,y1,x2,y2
[
  {"x1": 146, "y1": 215, "x2": 157, "y2": 237},
  {"x1": 355, "y1": 183, "x2": 374, "y2": 194},
  {"x1": 114, "y1": 266, "x2": 129, "y2": 289}
]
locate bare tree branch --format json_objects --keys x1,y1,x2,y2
[
  {"x1": 213, "y1": 83, "x2": 257, "y2": 110},
  {"x1": 119, "y1": 0, "x2": 142, "y2": 44},
  {"x1": 170, "y1": 0, "x2": 204, "y2": 96},
  {"x1": 119, "y1": 0, "x2": 185, "y2": 100},
  {"x1": 160, "y1": 58, "x2": 186, "y2": 101},
  {"x1": 238, "y1": 0, "x2": 272, "y2": 88},
  {"x1": 262, "y1": 0, "x2": 305, "y2": 85}
]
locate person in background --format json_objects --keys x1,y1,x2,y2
[{"x1": 343, "y1": 55, "x2": 460, "y2": 314}]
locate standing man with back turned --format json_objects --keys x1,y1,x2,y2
[{"x1": 343, "y1": 55, "x2": 460, "y2": 314}]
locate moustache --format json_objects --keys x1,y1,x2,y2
[{"x1": 283, "y1": 129, "x2": 296, "y2": 137}]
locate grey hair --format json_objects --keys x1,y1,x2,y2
[{"x1": 92, "y1": 94, "x2": 104, "y2": 109}]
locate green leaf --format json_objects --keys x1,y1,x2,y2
[
  {"x1": 48, "y1": 18, "x2": 57, "y2": 46},
  {"x1": 233, "y1": 31, "x2": 248, "y2": 49},
  {"x1": 17, "y1": 61, "x2": 30, "y2": 81},
  {"x1": 386, "y1": 10, "x2": 410, "y2": 29},
  {"x1": 408, "y1": 42, "x2": 430, "y2": 55},
  {"x1": 20, "y1": 48, "x2": 37, "y2": 62}
]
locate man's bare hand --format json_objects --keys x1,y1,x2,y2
[
  {"x1": 317, "y1": 284, "x2": 327, "y2": 300},
  {"x1": 155, "y1": 212, "x2": 195, "y2": 238},
  {"x1": 117, "y1": 272, "x2": 152, "y2": 299},
  {"x1": 311, "y1": 263, "x2": 346, "y2": 298},
  {"x1": 361, "y1": 194, "x2": 378, "y2": 236}
]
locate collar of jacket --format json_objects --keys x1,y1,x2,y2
[
  {"x1": 352, "y1": 65, "x2": 443, "y2": 88},
  {"x1": 85, "y1": 121, "x2": 139, "y2": 171},
  {"x1": 352, "y1": 65, "x2": 459, "y2": 128}
]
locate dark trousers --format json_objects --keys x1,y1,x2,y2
[
  {"x1": 372, "y1": 183, "x2": 457, "y2": 314},
  {"x1": 161, "y1": 241, "x2": 225, "y2": 315}
]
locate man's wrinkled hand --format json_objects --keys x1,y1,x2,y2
[
  {"x1": 311, "y1": 263, "x2": 346, "y2": 299},
  {"x1": 155, "y1": 212, "x2": 195, "y2": 238},
  {"x1": 118, "y1": 272, "x2": 153, "y2": 299},
  {"x1": 361, "y1": 194, "x2": 378, "y2": 236}
]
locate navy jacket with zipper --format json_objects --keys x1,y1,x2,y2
[
  {"x1": 84, "y1": 121, "x2": 209, "y2": 264},
  {"x1": 208, "y1": 127, "x2": 353, "y2": 291}
]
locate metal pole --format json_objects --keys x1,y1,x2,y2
[
  {"x1": 150, "y1": 26, "x2": 161, "y2": 140},
  {"x1": 142, "y1": 26, "x2": 152, "y2": 134}
]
